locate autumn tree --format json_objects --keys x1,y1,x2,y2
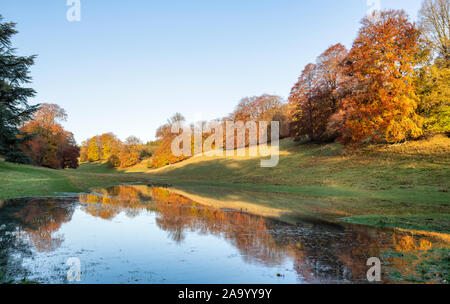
[
  {"x1": 80, "y1": 133, "x2": 121, "y2": 164},
  {"x1": 31, "y1": 104, "x2": 67, "y2": 131},
  {"x1": 119, "y1": 136, "x2": 142, "y2": 167},
  {"x1": 62, "y1": 144, "x2": 80, "y2": 169},
  {"x1": 155, "y1": 113, "x2": 185, "y2": 139},
  {"x1": 414, "y1": 0, "x2": 450, "y2": 134},
  {"x1": 232, "y1": 94, "x2": 286, "y2": 122},
  {"x1": 79, "y1": 139, "x2": 89, "y2": 162},
  {"x1": 289, "y1": 64, "x2": 322, "y2": 141},
  {"x1": 231, "y1": 94, "x2": 289, "y2": 146},
  {"x1": 0, "y1": 15, "x2": 39, "y2": 163},
  {"x1": 415, "y1": 60, "x2": 450, "y2": 133},
  {"x1": 316, "y1": 44, "x2": 349, "y2": 111},
  {"x1": 80, "y1": 133, "x2": 149, "y2": 168},
  {"x1": 107, "y1": 154, "x2": 121, "y2": 168},
  {"x1": 87, "y1": 136, "x2": 101, "y2": 162},
  {"x1": 152, "y1": 113, "x2": 188, "y2": 168},
  {"x1": 100, "y1": 133, "x2": 120, "y2": 160},
  {"x1": 336, "y1": 10, "x2": 423, "y2": 145},
  {"x1": 317, "y1": 44, "x2": 349, "y2": 142},
  {"x1": 21, "y1": 103, "x2": 79, "y2": 168},
  {"x1": 140, "y1": 140, "x2": 161, "y2": 159},
  {"x1": 290, "y1": 44, "x2": 348, "y2": 142},
  {"x1": 418, "y1": 0, "x2": 449, "y2": 61}
]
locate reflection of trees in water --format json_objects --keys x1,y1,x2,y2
[
  {"x1": 79, "y1": 186, "x2": 286, "y2": 266},
  {"x1": 151, "y1": 188, "x2": 286, "y2": 266},
  {"x1": 274, "y1": 222, "x2": 440, "y2": 283},
  {"x1": 13, "y1": 199, "x2": 75, "y2": 252},
  {"x1": 0, "y1": 197, "x2": 76, "y2": 282},
  {"x1": 2, "y1": 186, "x2": 441, "y2": 283},
  {"x1": 77, "y1": 185, "x2": 442, "y2": 283},
  {"x1": 80, "y1": 186, "x2": 289, "y2": 265},
  {"x1": 79, "y1": 186, "x2": 154, "y2": 220}
]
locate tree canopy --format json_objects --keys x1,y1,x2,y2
[
  {"x1": 0, "y1": 15, "x2": 39, "y2": 163},
  {"x1": 418, "y1": 0, "x2": 450, "y2": 61},
  {"x1": 21, "y1": 103, "x2": 80, "y2": 169}
]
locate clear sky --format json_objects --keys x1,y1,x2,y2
[{"x1": 2, "y1": 0, "x2": 423, "y2": 143}]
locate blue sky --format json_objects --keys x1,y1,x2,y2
[{"x1": 2, "y1": 0, "x2": 423, "y2": 143}]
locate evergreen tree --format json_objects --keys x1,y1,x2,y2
[{"x1": 0, "y1": 15, "x2": 39, "y2": 163}]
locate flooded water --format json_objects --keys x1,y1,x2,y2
[{"x1": 0, "y1": 185, "x2": 446, "y2": 284}]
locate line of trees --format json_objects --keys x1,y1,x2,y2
[
  {"x1": 289, "y1": 3, "x2": 449, "y2": 145},
  {"x1": 151, "y1": 95, "x2": 290, "y2": 168},
  {"x1": 151, "y1": 2, "x2": 448, "y2": 169},
  {"x1": 79, "y1": 133, "x2": 159, "y2": 168},
  {"x1": 1, "y1": 1, "x2": 448, "y2": 170}
]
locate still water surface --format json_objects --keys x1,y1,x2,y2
[{"x1": 0, "y1": 185, "x2": 444, "y2": 283}]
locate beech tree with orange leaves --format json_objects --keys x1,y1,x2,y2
[
  {"x1": 21, "y1": 103, "x2": 79, "y2": 168},
  {"x1": 289, "y1": 44, "x2": 348, "y2": 141},
  {"x1": 289, "y1": 63, "x2": 322, "y2": 141},
  {"x1": 337, "y1": 10, "x2": 423, "y2": 145}
]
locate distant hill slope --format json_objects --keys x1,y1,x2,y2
[{"x1": 126, "y1": 136, "x2": 450, "y2": 194}]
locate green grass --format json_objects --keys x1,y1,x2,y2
[
  {"x1": 343, "y1": 214, "x2": 450, "y2": 233},
  {"x1": 1, "y1": 135, "x2": 449, "y2": 233},
  {"x1": 382, "y1": 249, "x2": 450, "y2": 283},
  {"x1": 146, "y1": 136, "x2": 449, "y2": 192},
  {"x1": 0, "y1": 160, "x2": 79, "y2": 198},
  {"x1": 75, "y1": 161, "x2": 117, "y2": 173},
  {"x1": 0, "y1": 159, "x2": 154, "y2": 200}
]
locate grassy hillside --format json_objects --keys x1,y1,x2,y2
[
  {"x1": 1, "y1": 135, "x2": 449, "y2": 232},
  {"x1": 134, "y1": 135, "x2": 450, "y2": 232},
  {"x1": 145, "y1": 135, "x2": 449, "y2": 192}
]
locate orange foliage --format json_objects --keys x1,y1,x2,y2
[
  {"x1": 289, "y1": 44, "x2": 348, "y2": 141},
  {"x1": 80, "y1": 133, "x2": 144, "y2": 168},
  {"x1": 337, "y1": 10, "x2": 423, "y2": 145},
  {"x1": 21, "y1": 104, "x2": 79, "y2": 169}
]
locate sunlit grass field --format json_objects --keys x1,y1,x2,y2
[
  {"x1": 0, "y1": 159, "x2": 153, "y2": 199},
  {"x1": 146, "y1": 135, "x2": 449, "y2": 192},
  {"x1": 1, "y1": 135, "x2": 449, "y2": 232}
]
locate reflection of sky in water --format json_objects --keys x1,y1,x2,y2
[
  {"x1": 0, "y1": 186, "x2": 445, "y2": 284},
  {"x1": 20, "y1": 208, "x2": 297, "y2": 284},
  {"x1": 3, "y1": 198, "x2": 299, "y2": 284}
]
